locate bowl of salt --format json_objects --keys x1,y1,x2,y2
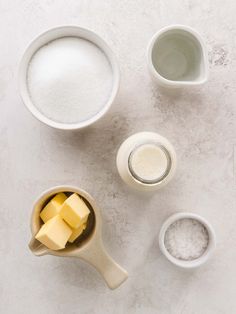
[
  {"x1": 159, "y1": 212, "x2": 216, "y2": 268},
  {"x1": 19, "y1": 26, "x2": 120, "y2": 130}
]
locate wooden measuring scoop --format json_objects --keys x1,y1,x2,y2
[{"x1": 29, "y1": 185, "x2": 128, "y2": 289}]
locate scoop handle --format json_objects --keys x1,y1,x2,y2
[{"x1": 78, "y1": 238, "x2": 128, "y2": 289}]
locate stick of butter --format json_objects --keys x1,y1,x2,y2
[
  {"x1": 40, "y1": 193, "x2": 67, "y2": 223},
  {"x1": 60, "y1": 193, "x2": 90, "y2": 229},
  {"x1": 35, "y1": 215, "x2": 72, "y2": 250},
  {"x1": 68, "y1": 223, "x2": 87, "y2": 243}
]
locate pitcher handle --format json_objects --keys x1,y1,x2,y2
[{"x1": 78, "y1": 239, "x2": 128, "y2": 289}]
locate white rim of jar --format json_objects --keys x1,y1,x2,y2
[
  {"x1": 116, "y1": 132, "x2": 177, "y2": 191},
  {"x1": 128, "y1": 142, "x2": 172, "y2": 184}
]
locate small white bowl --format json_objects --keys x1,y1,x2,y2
[
  {"x1": 147, "y1": 25, "x2": 209, "y2": 88},
  {"x1": 18, "y1": 26, "x2": 120, "y2": 130},
  {"x1": 159, "y1": 212, "x2": 216, "y2": 268}
]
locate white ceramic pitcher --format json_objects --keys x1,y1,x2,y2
[{"x1": 147, "y1": 25, "x2": 209, "y2": 88}]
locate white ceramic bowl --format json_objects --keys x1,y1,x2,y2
[
  {"x1": 18, "y1": 26, "x2": 120, "y2": 130},
  {"x1": 159, "y1": 212, "x2": 216, "y2": 268},
  {"x1": 147, "y1": 25, "x2": 209, "y2": 88}
]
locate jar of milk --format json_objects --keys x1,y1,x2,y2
[{"x1": 116, "y1": 132, "x2": 177, "y2": 192}]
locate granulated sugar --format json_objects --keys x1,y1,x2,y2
[
  {"x1": 27, "y1": 37, "x2": 113, "y2": 124},
  {"x1": 164, "y1": 218, "x2": 209, "y2": 261}
]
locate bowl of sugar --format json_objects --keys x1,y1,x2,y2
[
  {"x1": 159, "y1": 212, "x2": 216, "y2": 268},
  {"x1": 19, "y1": 26, "x2": 120, "y2": 130}
]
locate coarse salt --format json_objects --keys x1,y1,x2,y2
[
  {"x1": 164, "y1": 218, "x2": 209, "y2": 261},
  {"x1": 27, "y1": 37, "x2": 113, "y2": 124}
]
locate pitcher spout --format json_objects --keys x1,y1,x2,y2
[{"x1": 29, "y1": 238, "x2": 48, "y2": 256}]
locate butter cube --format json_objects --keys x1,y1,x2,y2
[
  {"x1": 35, "y1": 215, "x2": 72, "y2": 250},
  {"x1": 60, "y1": 193, "x2": 90, "y2": 229},
  {"x1": 68, "y1": 223, "x2": 87, "y2": 243},
  {"x1": 40, "y1": 193, "x2": 67, "y2": 223}
]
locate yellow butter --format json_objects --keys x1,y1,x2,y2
[
  {"x1": 68, "y1": 223, "x2": 87, "y2": 243},
  {"x1": 35, "y1": 215, "x2": 72, "y2": 250},
  {"x1": 60, "y1": 193, "x2": 90, "y2": 229},
  {"x1": 40, "y1": 193, "x2": 67, "y2": 223}
]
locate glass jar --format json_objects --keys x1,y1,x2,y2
[{"x1": 116, "y1": 132, "x2": 177, "y2": 192}]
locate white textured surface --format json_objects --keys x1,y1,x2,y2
[{"x1": 0, "y1": 0, "x2": 236, "y2": 313}]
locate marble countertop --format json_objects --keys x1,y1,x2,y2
[{"x1": 0, "y1": 0, "x2": 236, "y2": 313}]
